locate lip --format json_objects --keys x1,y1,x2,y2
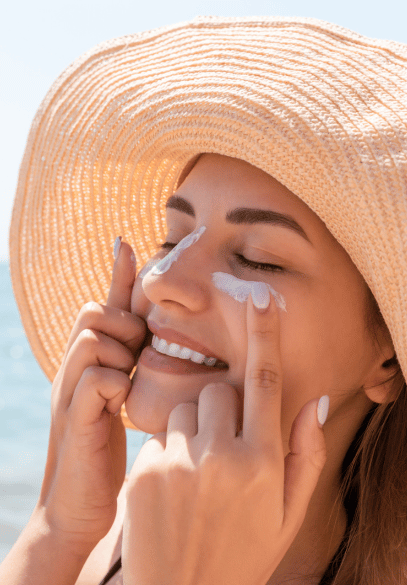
[
  {"x1": 146, "y1": 320, "x2": 228, "y2": 365},
  {"x1": 138, "y1": 345, "x2": 228, "y2": 374}
]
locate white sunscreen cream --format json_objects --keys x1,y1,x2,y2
[
  {"x1": 138, "y1": 225, "x2": 286, "y2": 312},
  {"x1": 211, "y1": 272, "x2": 287, "y2": 312},
  {"x1": 139, "y1": 225, "x2": 207, "y2": 280},
  {"x1": 138, "y1": 258, "x2": 161, "y2": 279}
]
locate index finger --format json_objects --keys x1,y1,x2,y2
[
  {"x1": 106, "y1": 237, "x2": 137, "y2": 311},
  {"x1": 242, "y1": 286, "x2": 283, "y2": 451}
]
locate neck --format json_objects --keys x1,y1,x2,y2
[
  {"x1": 266, "y1": 469, "x2": 347, "y2": 585},
  {"x1": 267, "y1": 395, "x2": 371, "y2": 584}
]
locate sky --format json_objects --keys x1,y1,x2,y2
[{"x1": 1, "y1": 0, "x2": 406, "y2": 261}]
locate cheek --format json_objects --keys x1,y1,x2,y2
[
  {"x1": 279, "y1": 297, "x2": 371, "y2": 400},
  {"x1": 218, "y1": 297, "x2": 249, "y2": 380}
]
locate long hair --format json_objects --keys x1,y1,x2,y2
[{"x1": 331, "y1": 290, "x2": 407, "y2": 584}]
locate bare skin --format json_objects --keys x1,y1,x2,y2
[
  {"x1": 1, "y1": 154, "x2": 396, "y2": 585},
  {"x1": 86, "y1": 155, "x2": 396, "y2": 584}
]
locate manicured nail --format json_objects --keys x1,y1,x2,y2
[
  {"x1": 113, "y1": 236, "x2": 122, "y2": 260},
  {"x1": 317, "y1": 395, "x2": 330, "y2": 427},
  {"x1": 251, "y1": 282, "x2": 270, "y2": 311}
]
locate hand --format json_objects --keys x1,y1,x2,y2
[
  {"x1": 122, "y1": 291, "x2": 328, "y2": 585},
  {"x1": 36, "y1": 240, "x2": 147, "y2": 556}
]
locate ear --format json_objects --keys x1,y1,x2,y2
[{"x1": 363, "y1": 353, "x2": 400, "y2": 404}]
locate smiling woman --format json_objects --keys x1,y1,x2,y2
[
  {"x1": 2, "y1": 15, "x2": 407, "y2": 585},
  {"x1": 128, "y1": 154, "x2": 381, "y2": 456}
]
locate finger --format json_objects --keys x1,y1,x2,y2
[
  {"x1": 196, "y1": 383, "x2": 240, "y2": 440},
  {"x1": 283, "y1": 397, "x2": 328, "y2": 531},
  {"x1": 64, "y1": 302, "x2": 146, "y2": 357},
  {"x1": 131, "y1": 433, "x2": 167, "y2": 470},
  {"x1": 243, "y1": 288, "x2": 283, "y2": 451},
  {"x1": 167, "y1": 402, "x2": 198, "y2": 437},
  {"x1": 68, "y1": 366, "x2": 132, "y2": 428},
  {"x1": 56, "y1": 329, "x2": 135, "y2": 410},
  {"x1": 166, "y1": 402, "x2": 198, "y2": 451},
  {"x1": 106, "y1": 238, "x2": 137, "y2": 311}
]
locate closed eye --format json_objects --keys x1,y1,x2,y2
[{"x1": 159, "y1": 242, "x2": 284, "y2": 273}]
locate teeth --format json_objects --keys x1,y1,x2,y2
[
  {"x1": 179, "y1": 346, "x2": 193, "y2": 359},
  {"x1": 190, "y1": 351, "x2": 206, "y2": 364},
  {"x1": 151, "y1": 335, "x2": 222, "y2": 367},
  {"x1": 168, "y1": 342, "x2": 182, "y2": 357}
]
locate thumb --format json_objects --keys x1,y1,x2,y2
[
  {"x1": 106, "y1": 236, "x2": 137, "y2": 311},
  {"x1": 283, "y1": 396, "x2": 329, "y2": 531}
]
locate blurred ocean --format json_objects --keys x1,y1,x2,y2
[{"x1": 0, "y1": 261, "x2": 148, "y2": 562}]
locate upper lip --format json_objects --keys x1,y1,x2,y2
[{"x1": 147, "y1": 320, "x2": 228, "y2": 365}]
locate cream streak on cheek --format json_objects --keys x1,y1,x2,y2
[{"x1": 211, "y1": 272, "x2": 287, "y2": 311}]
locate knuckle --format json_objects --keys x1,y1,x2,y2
[
  {"x1": 311, "y1": 445, "x2": 328, "y2": 472},
  {"x1": 199, "y1": 449, "x2": 223, "y2": 477},
  {"x1": 242, "y1": 453, "x2": 272, "y2": 487},
  {"x1": 251, "y1": 325, "x2": 274, "y2": 341},
  {"x1": 78, "y1": 301, "x2": 103, "y2": 327},
  {"x1": 200, "y1": 383, "x2": 236, "y2": 401},
  {"x1": 81, "y1": 365, "x2": 103, "y2": 386},
  {"x1": 249, "y1": 362, "x2": 280, "y2": 389},
  {"x1": 77, "y1": 328, "x2": 100, "y2": 346},
  {"x1": 171, "y1": 402, "x2": 197, "y2": 418},
  {"x1": 198, "y1": 449, "x2": 243, "y2": 491},
  {"x1": 166, "y1": 460, "x2": 196, "y2": 487},
  {"x1": 199, "y1": 384, "x2": 220, "y2": 401}
]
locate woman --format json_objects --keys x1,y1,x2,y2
[{"x1": 2, "y1": 16, "x2": 407, "y2": 585}]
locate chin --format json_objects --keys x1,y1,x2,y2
[
  {"x1": 124, "y1": 365, "x2": 200, "y2": 435},
  {"x1": 124, "y1": 388, "x2": 174, "y2": 434},
  {"x1": 125, "y1": 359, "x2": 237, "y2": 434},
  {"x1": 128, "y1": 416, "x2": 168, "y2": 435}
]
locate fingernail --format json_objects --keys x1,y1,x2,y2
[
  {"x1": 317, "y1": 395, "x2": 330, "y2": 427},
  {"x1": 251, "y1": 282, "x2": 270, "y2": 311},
  {"x1": 113, "y1": 236, "x2": 122, "y2": 260},
  {"x1": 114, "y1": 407, "x2": 122, "y2": 417}
]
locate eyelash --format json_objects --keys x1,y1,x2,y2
[{"x1": 159, "y1": 242, "x2": 284, "y2": 273}]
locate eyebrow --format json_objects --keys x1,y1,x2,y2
[{"x1": 165, "y1": 195, "x2": 313, "y2": 245}]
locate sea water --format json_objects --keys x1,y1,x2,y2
[{"x1": 0, "y1": 262, "x2": 149, "y2": 562}]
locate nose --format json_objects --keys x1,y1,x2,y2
[{"x1": 141, "y1": 226, "x2": 211, "y2": 313}]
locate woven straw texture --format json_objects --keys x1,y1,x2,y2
[{"x1": 9, "y1": 16, "x2": 407, "y2": 430}]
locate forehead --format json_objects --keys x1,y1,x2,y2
[{"x1": 173, "y1": 153, "x2": 335, "y2": 243}]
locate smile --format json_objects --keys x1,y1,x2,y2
[{"x1": 151, "y1": 335, "x2": 228, "y2": 368}]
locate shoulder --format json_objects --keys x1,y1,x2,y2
[{"x1": 75, "y1": 475, "x2": 129, "y2": 585}]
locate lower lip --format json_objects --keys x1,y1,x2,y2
[{"x1": 138, "y1": 345, "x2": 228, "y2": 375}]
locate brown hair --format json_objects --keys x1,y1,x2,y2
[{"x1": 332, "y1": 289, "x2": 407, "y2": 584}]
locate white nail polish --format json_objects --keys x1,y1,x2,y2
[
  {"x1": 251, "y1": 281, "x2": 270, "y2": 310},
  {"x1": 317, "y1": 395, "x2": 330, "y2": 427},
  {"x1": 211, "y1": 272, "x2": 286, "y2": 312},
  {"x1": 113, "y1": 236, "x2": 122, "y2": 260}
]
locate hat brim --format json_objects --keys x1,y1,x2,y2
[{"x1": 10, "y1": 17, "x2": 407, "y2": 429}]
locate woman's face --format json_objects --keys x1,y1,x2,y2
[{"x1": 127, "y1": 154, "x2": 378, "y2": 442}]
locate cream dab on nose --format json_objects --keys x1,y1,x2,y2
[
  {"x1": 211, "y1": 272, "x2": 287, "y2": 312},
  {"x1": 138, "y1": 258, "x2": 161, "y2": 279},
  {"x1": 139, "y1": 226, "x2": 207, "y2": 280}
]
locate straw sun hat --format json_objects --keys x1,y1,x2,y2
[{"x1": 10, "y1": 16, "x2": 407, "y2": 429}]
